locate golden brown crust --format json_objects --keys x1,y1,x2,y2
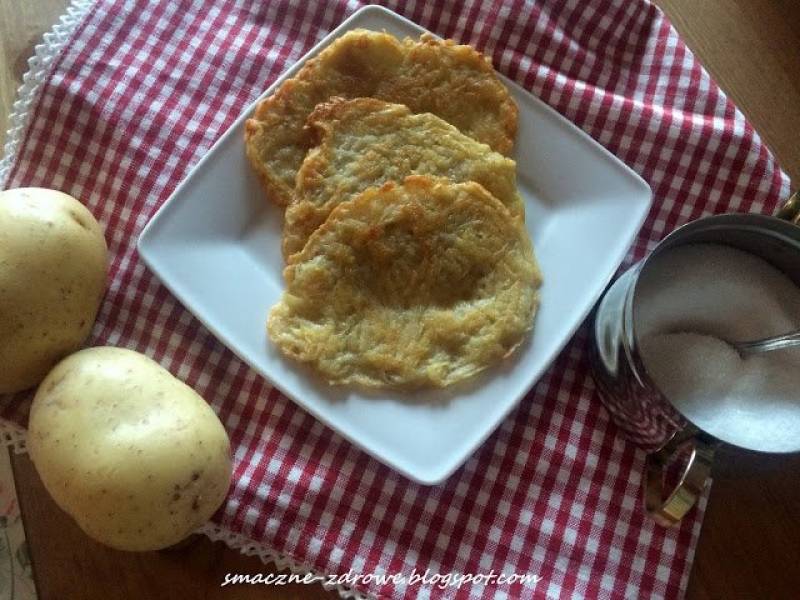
[
  {"x1": 282, "y1": 97, "x2": 524, "y2": 259},
  {"x1": 268, "y1": 176, "x2": 541, "y2": 389},
  {"x1": 244, "y1": 30, "x2": 518, "y2": 207}
]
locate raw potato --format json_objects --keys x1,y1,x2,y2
[
  {"x1": 0, "y1": 187, "x2": 108, "y2": 394},
  {"x1": 28, "y1": 347, "x2": 233, "y2": 551}
]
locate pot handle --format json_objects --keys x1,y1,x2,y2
[
  {"x1": 776, "y1": 190, "x2": 800, "y2": 224},
  {"x1": 644, "y1": 432, "x2": 716, "y2": 526}
]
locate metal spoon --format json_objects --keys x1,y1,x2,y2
[{"x1": 732, "y1": 328, "x2": 800, "y2": 357}]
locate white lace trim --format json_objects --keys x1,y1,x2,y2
[
  {"x1": 1, "y1": 423, "x2": 369, "y2": 600},
  {"x1": 0, "y1": 3, "x2": 366, "y2": 597},
  {"x1": 0, "y1": 0, "x2": 96, "y2": 186},
  {"x1": 201, "y1": 523, "x2": 371, "y2": 599},
  {"x1": 2, "y1": 418, "x2": 366, "y2": 598},
  {"x1": 0, "y1": 419, "x2": 28, "y2": 453}
]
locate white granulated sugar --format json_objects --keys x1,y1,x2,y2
[{"x1": 634, "y1": 243, "x2": 800, "y2": 452}]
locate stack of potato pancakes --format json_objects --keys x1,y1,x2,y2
[{"x1": 245, "y1": 30, "x2": 542, "y2": 389}]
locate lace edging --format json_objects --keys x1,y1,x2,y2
[
  {"x1": 3, "y1": 418, "x2": 365, "y2": 598},
  {"x1": 0, "y1": 3, "x2": 369, "y2": 597},
  {"x1": 0, "y1": 419, "x2": 27, "y2": 453},
  {"x1": 0, "y1": 0, "x2": 96, "y2": 186},
  {"x1": 200, "y1": 522, "x2": 371, "y2": 599}
]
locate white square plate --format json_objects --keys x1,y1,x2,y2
[{"x1": 138, "y1": 5, "x2": 651, "y2": 484}]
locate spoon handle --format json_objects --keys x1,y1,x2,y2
[{"x1": 735, "y1": 329, "x2": 800, "y2": 355}]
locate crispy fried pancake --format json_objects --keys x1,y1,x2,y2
[
  {"x1": 282, "y1": 97, "x2": 524, "y2": 258},
  {"x1": 245, "y1": 29, "x2": 518, "y2": 207},
  {"x1": 268, "y1": 176, "x2": 541, "y2": 389}
]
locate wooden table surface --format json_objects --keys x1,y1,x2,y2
[{"x1": 2, "y1": 1, "x2": 799, "y2": 599}]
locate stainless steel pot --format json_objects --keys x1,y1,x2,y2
[{"x1": 590, "y1": 192, "x2": 800, "y2": 526}]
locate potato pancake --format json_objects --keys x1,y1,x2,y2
[
  {"x1": 245, "y1": 29, "x2": 518, "y2": 207},
  {"x1": 268, "y1": 176, "x2": 541, "y2": 388},
  {"x1": 283, "y1": 97, "x2": 523, "y2": 258}
]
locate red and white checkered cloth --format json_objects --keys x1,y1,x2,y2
[{"x1": 1, "y1": 1, "x2": 790, "y2": 598}]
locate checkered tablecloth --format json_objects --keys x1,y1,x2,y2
[{"x1": 0, "y1": 1, "x2": 789, "y2": 598}]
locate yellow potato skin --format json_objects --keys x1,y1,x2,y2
[
  {"x1": 28, "y1": 347, "x2": 232, "y2": 552},
  {"x1": 0, "y1": 187, "x2": 108, "y2": 394}
]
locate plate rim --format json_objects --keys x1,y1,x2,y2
[{"x1": 138, "y1": 3, "x2": 652, "y2": 484}]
